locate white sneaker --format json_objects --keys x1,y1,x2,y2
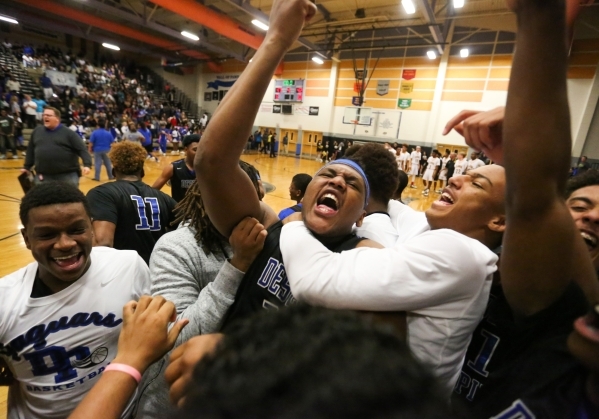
[
  {"x1": 423, "y1": 190, "x2": 429, "y2": 196},
  {"x1": 12, "y1": 155, "x2": 19, "y2": 159},
  {"x1": 0, "y1": 155, "x2": 6, "y2": 160},
  {"x1": 410, "y1": 185, "x2": 417, "y2": 189},
  {"x1": 160, "y1": 151, "x2": 165, "y2": 156},
  {"x1": 179, "y1": 151, "x2": 185, "y2": 155},
  {"x1": 146, "y1": 155, "x2": 151, "y2": 160}
]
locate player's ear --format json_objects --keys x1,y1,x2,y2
[
  {"x1": 21, "y1": 227, "x2": 31, "y2": 250},
  {"x1": 487, "y1": 215, "x2": 506, "y2": 234},
  {"x1": 354, "y1": 210, "x2": 366, "y2": 228}
]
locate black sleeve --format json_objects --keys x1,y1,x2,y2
[
  {"x1": 24, "y1": 129, "x2": 36, "y2": 170},
  {"x1": 86, "y1": 187, "x2": 119, "y2": 224},
  {"x1": 67, "y1": 129, "x2": 92, "y2": 167}
]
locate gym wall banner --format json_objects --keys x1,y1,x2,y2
[
  {"x1": 46, "y1": 70, "x2": 77, "y2": 87},
  {"x1": 376, "y1": 80, "x2": 390, "y2": 96}
]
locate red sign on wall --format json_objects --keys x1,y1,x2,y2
[{"x1": 402, "y1": 69, "x2": 417, "y2": 80}]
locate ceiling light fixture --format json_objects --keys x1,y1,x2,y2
[
  {"x1": 0, "y1": 15, "x2": 18, "y2": 25},
  {"x1": 460, "y1": 48, "x2": 469, "y2": 57},
  {"x1": 181, "y1": 31, "x2": 199, "y2": 41},
  {"x1": 312, "y1": 56, "x2": 324, "y2": 64},
  {"x1": 102, "y1": 43, "x2": 120, "y2": 51},
  {"x1": 453, "y1": 0, "x2": 465, "y2": 9},
  {"x1": 427, "y1": 50, "x2": 437, "y2": 59},
  {"x1": 251, "y1": 19, "x2": 269, "y2": 31},
  {"x1": 401, "y1": 0, "x2": 416, "y2": 15}
]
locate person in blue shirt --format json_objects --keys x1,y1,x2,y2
[
  {"x1": 158, "y1": 122, "x2": 171, "y2": 156},
  {"x1": 277, "y1": 173, "x2": 312, "y2": 220},
  {"x1": 138, "y1": 121, "x2": 158, "y2": 162},
  {"x1": 40, "y1": 73, "x2": 53, "y2": 101},
  {"x1": 32, "y1": 95, "x2": 46, "y2": 124},
  {"x1": 88, "y1": 118, "x2": 115, "y2": 181}
]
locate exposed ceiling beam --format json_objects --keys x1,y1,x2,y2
[
  {"x1": 6, "y1": 10, "x2": 175, "y2": 60},
  {"x1": 12, "y1": 0, "x2": 212, "y2": 60},
  {"x1": 217, "y1": 0, "x2": 330, "y2": 59},
  {"x1": 316, "y1": 4, "x2": 332, "y2": 22},
  {"x1": 419, "y1": 0, "x2": 445, "y2": 54},
  {"x1": 84, "y1": 0, "x2": 245, "y2": 61}
]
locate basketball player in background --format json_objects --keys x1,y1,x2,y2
[
  {"x1": 467, "y1": 152, "x2": 485, "y2": 172},
  {"x1": 278, "y1": 173, "x2": 312, "y2": 220},
  {"x1": 409, "y1": 145, "x2": 422, "y2": 188},
  {"x1": 87, "y1": 142, "x2": 176, "y2": 264},
  {"x1": 0, "y1": 182, "x2": 150, "y2": 419},
  {"x1": 443, "y1": 0, "x2": 599, "y2": 415},
  {"x1": 398, "y1": 144, "x2": 410, "y2": 171},
  {"x1": 435, "y1": 149, "x2": 451, "y2": 194},
  {"x1": 152, "y1": 134, "x2": 200, "y2": 202},
  {"x1": 453, "y1": 152, "x2": 467, "y2": 177},
  {"x1": 421, "y1": 149, "x2": 440, "y2": 196}
]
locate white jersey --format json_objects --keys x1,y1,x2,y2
[
  {"x1": 410, "y1": 151, "x2": 421, "y2": 166},
  {"x1": 453, "y1": 159, "x2": 467, "y2": 176},
  {"x1": 399, "y1": 151, "x2": 410, "y2": 171},
  {"x1": 0, "y1": 247, "x2": 150, "y2": 419},
  {"x1": 467, "y1": 158, "x2": 485, "y2": 171},
  {"x1": 439, "y1": 156, "x2": 450, "y2": 180},
  {"x1": 171, "y1": 128, "x2": 181, "y2": 142},
  {"x1": 424, "y1": 157, "x2": 440, "y2": 174}
]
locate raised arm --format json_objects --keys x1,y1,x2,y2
[
  {"x1": 493, "y1": 0, "x2": 598, "y2": 316},
  {"x1": 194, "y1": 0, "x2": 316, "y2": 236},
  {"x1": 151, "y1": 164, "x2": 174, "y2": 190}
]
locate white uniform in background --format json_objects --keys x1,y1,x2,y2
[
  {"x1": 467, "y1": 158, "x2": 485, "y2": 172},
  {"x1": 439, "y1": 156, "x2": 450, "y2": 180},
  {"x1": 453, "y1": 159, "x2": 468, "y2": 176},
  {"x1": 422, "y1": 156, "x2": 440, "y2": 181},
  {"x1": 409, "y1": 151, "x2": 421, "y2": 175}
]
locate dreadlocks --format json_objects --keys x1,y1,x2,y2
[
  {"x1": 172, "y1": 160, "x2": 263, "y2": 254},
  {"x1": 172, "y1": 180, "x2": 226, "y2": 255}
]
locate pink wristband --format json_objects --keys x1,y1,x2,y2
[{"x1": 104, "y1": 363, "x2": 142, "y2": 384}]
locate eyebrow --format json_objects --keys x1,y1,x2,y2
[
  {"x1": 322, "y1": 168, "x2": 363, "y2": 187},
  {"x1": 470, "y1": 172, "x2": 493, "y2": 187},
  {"x1": 568, "y1": 197, "x2": 593, "y2": 206}
]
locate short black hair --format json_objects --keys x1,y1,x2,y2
[
  {"x1": 349, "y1": 143, "x2": 400, "y2": 205},
  {"x1": 396, "y1": 170, "x2": 409, "y2": 203},
  {"x1": 291, "y1": 173, "x2": 312, "y2": 198},
  {"x1": 177, "y1": 305, "x2": 449, "y2": 419},
  {"x1": 183, "y1": 134, "x2": 200, "y2": 148},
  {"x1": 566, "y1": 169, "x2": 599, "y2": 198},
  {"x1": 20, "y1": 182, "x2": 91, "y2": 226}
]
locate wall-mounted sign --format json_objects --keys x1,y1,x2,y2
[
  {"x1": 402, "y1": 69, "x2": 417, "y2": 80},
  {"x1": 400, "y1": 82, "x2": 414, "y2": 94},
  {"x1": 376, "y1": 80, "x2": 390, "y2": 96},
  {"x1": 204, "y1": 92, "x2": 211, "y2": 101},
  {"x1": 352, "y1": 96, "x2": 363, "y2": 106},
  {"x1": 309, "y1": 106, "x2": 319, "y2": 116},
  {"x1": 398, "y1": 99, "x2": 412, "y2": 109},
  {"x1": 212, "y1": 91, "x2": 219, "y2": 100},
  {"x1": 273, "y1": 105, "x2": 282, "y2": 113}
]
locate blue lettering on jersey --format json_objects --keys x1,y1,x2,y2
[
  {"x1": 0, "y1": 312, "x2": 121, "y2": 361},
  {"x1": 24, "y1": 345, "x2": 91, "y2": 383},
  {"x1": 491, "y1": 399, "x2": 535, "y2": 419},
  {"x1": 256, "y1": 257, "x2": 295, "y2": 305},
  {"x1": 467, "y1": 329, "x2": 501, "y2": 377},
  {"x1": 26, "y1": 365, "x2": 106, "y2": 391},
  {"x1": 131, "y1": 195, "x2": 161, "y2": 231}
]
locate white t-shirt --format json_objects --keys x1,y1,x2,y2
[
  {"x1": 22, "y1": 100, "x2": 37, "y2": 116},
  {"x1": 467, "y1": 158, "x2": 485, "y2": 171},
  {"x1": 425, "y1": 156, "x2": 440, "y2": 174},
  {"x1": 454, "y1": 159, "x2": 467, "y2": 176},
  {"x1": 280, "y1": 222, "x2": 497, "y2": 397},
  {"x1": 410, "y1": 151, "x2": 421, "y2": 166},
  {"x1": 0, "y1": 247, "x2": 150, "y2": 419},
  {"x1": 355, "y1": 213, "x2": 398, "y2": 248},
  {"x1": 387, "y1": 200, "x2": 430, "y2": 243}
]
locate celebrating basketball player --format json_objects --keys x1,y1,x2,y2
[{"x1": 0, "y1": 182, "x2": 151, "y2": 419}]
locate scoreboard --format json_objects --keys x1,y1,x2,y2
[{"x1": 274, "y1": 79, "x2": 304, "y2": 102}]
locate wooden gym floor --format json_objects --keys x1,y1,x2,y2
[{"x1": 0, "y1": 150, "x2": 439, "y2": 417}]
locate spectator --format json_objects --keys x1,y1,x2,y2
[
  {"x1": 88, "y1": 118, "x2": 115, "y2": 182},
  {"x1": 21, "y1": 94, "x2": 37, "y2": 129},
  {"x1": 0, "y1": 108, "x2": 18, "y2": 159},
  {"x1": 40, "y1": 72, "x2": 53, "y2": 101},
  {"x1": 6, "y1": 76, "x2": 20, "y2": 93},
  {"x1": 577, "y1": 155, "x2": 591, "y2": 175}
]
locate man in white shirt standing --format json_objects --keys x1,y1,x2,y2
[
  {"x1": 408, "y1": 146, "x2": 422, "y2": 189},
  {"x1": 453, "y1": 152, "x2": 468, "y2": 177},
  {"x1": 0, "y1": 182, "x2": 150, "y2": 419},
  {"x1": 421, "y1": 149, "x2": 441, "y2": 196},
  {"x1": 279, "y1": 155, "x2": 506, "y2": 396},
  {"x1": 435, "y1": 149, "x2": 451, "y2": 193},
  {"x1": 467, "y1": 152, "x2": 486, "y2": 172},
  {"x1": 22, "y1": 95, "x2": 37, "y2": 129}
]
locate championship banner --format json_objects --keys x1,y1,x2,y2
[
  {"x1": 402, "y1": 69, "x2": 416, "y2": 80},
  {"x1": 376, "y1": 80, "x2": 390, "y2": 96},
  {"x1": 400, "y1": 82, "x2": 414, "y2": 94},
  {"x1": 46, "y1": 70, "x2": 77, "y2": 87},
  {"x1": 398, "y1": 99, "x2": 412, "y2": 109}
]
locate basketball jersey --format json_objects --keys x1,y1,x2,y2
[
  {"x1": 171, "y1": 128, "x2": 181, "y2": 142},
  {"x1": 411, "y1": 151, "x2": 421, "y2": 165},
  {"x1": 159, "y1": 128, "x2": 170, "y2": 142},
  {"x1": 441, "y1": 156, "x2": 449, "y2": 170},
  {"x1": 454, "y1": 160, "x2": 467, "y2": 176},
  {"x1": 452, "y1": 283, "x2": 588, "y2": 418},
  {"x1": 86, "y1": 180, "x2": 177, "y2": 264},
  {"x1": 220, "y1": 221, "x2": 363, "y2": 330},
  {"x1": 0, "y1": 247, "x2": 150, "y2": 419},
  {"x1": 425, "y1": 156, "x2": 440, "y2": 173},
  {"x1": 170, "y1": 159, "x2": 196, "y2": 202}
]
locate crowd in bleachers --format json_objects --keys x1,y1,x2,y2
[{"x1": 0, "y1": 38, "x2": 203, "y2": 157}]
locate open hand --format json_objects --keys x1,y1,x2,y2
[
  {"x1": 443, "y1": 107, "x2": 505, "y2": 164},
  {"x1": 82, "y1": 167, "x2": 91, "y2": 176},
  {"x1": 165, "y1": 334, "x2": 223, "y2": 407},
  {"x1": 112, "y1": 296, "x2": 188, "y2": 373}
]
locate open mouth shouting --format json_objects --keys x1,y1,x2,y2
[
  {"x1": 432, "y1": 188, "x2": 455, "y2": 208},
  {"x1": 52, "y1": 252, "x2": 85, "y2": 272},
  {"x1": 580, "y1": 230, "x2": 598, "y2": 252},
  {"x1": 315, "y1": 191, "x2": 340, "y2": 217}
]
